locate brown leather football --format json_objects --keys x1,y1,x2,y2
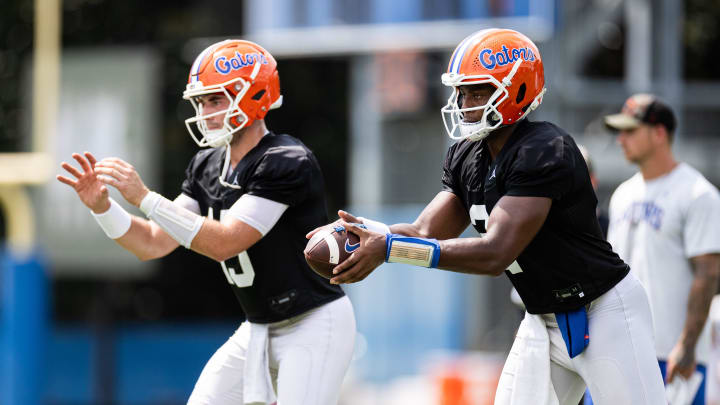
[{"x1": 304, "y1": 225, "x2": 361, "y2": 279}]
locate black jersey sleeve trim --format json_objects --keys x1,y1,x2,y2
[
  {"x1": 180, "y1": 152, "x2": 200, "y2": 199},
  {"x1": 504, "y1": 188, "x2": 560, "y2": 199},
  {"x1": 245, "y1": 146, "x2": 315, "y2": 206},
  {"x1": 504, "y1": 135, "x2": 575, "y2": 201}
]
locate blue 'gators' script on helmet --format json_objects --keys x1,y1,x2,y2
[
  {"x1": 479, "y1": 45, "x2": 535, "y2": 70},
  {"x1": 215, "y1": 52, "x2": 268, "y2": 75}
]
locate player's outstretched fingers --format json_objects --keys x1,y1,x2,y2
[
  {"x1": 94, "y1": 159, "x2": 116, "y2": 172},
  {"x1": 99, "y1": 157, "x2": 134, "y2": 171},
  {"x1": 84, "y1": 151, "x2": 98, "y2": 167},
  {"x1": 60, "y1": 161, "x2": 83, "y2": 179},
  {"x1": 338, "y1": 210, "x2": 360, "y2": 223},
  {"x1": 56, "y1": 174, "x2": 77, "y2": 187},
  {"x1": 72, "y1": 152, "x2": 93, "y2": 173},
  {"x1": 95, "y1": 165, "x2": 128, "y2": 181},
  {"x1": 95, "y1": 172, "x2": 116, "y2": 186},
  {"x1": 95, "y1": 159, "x2": 122, "y2": 171}
]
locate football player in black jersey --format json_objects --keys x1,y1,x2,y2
[
  {"x1": 314, "y1": 29, "x2": 667, "y2": 404},
  {"x1": 58, "y1": 40, "x2": 356, "y2": 405}
]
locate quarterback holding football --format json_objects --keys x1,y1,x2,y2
[{"x1": 313, "y1": 29, "x2": 668, "y2": 404}]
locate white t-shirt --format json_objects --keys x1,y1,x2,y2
[{"x1": 607, "y1": 163, "x2": 720, "y2": 364}]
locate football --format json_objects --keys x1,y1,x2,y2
[{"x1": 304, "y1": 225, "x2": 361, "y2": 279}]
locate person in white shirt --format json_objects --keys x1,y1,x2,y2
[{"x1": 605, "y1": 93, "x2": 720, "y2": 405}]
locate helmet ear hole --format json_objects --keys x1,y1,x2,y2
[
  {"x1": 515, "y1": 83, "x2": 526, "y2": 104},
  {"x1": 251, "y1": 89, "x2": 266, "y2": 101}
]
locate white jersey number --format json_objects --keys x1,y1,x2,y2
[
  {"x1": 469, "y1": 204, "x2": 489, "y2": 229},
  {"x1": 469, "y1": 204, "x2": 523, "y2": 273},
  {"x1": 209, "y1": 208, "x2": 256, "y2": 288},
  {"x1": 470, "y1": 204, "x2": 489, "y2": 234},
  {"x1": 220, "y1": 251, "x2": 255, "y2": 288}
]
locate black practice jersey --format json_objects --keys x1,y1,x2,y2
[
  {"x1": 442, "y1": 120, "x2": 629, "y2": 314},
  {"x1": 181, "y1": 132, "x2": 344, "y2": 323}
]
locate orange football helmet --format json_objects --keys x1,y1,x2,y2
[
  {"x1": 441, "y1": 29, "x2": 546, "y2": 141},
  {"x1": 183, "y1": 39, "x2": 282, "y2": 149}
]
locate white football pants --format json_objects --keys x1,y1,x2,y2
[
  {"x1": 187, "y1": 296, "x2": 356, "y2": 405},
  {"x1": 496, "y1": 273, "x2": 667, "y2": 405}
]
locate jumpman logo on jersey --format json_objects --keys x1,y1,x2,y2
[{"x1": 489, "y1": 167, "x2": 496, "y2": 180}]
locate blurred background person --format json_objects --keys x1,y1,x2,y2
[
  {"x1": 578, "y1": 145, "x2": 608, "y2": 237},
  {"x1": 708, "y1": 295, "x2": 720, "y2": 405},
  {"x1": 604, "y1": 94, "x2": 720, "y2": 405},
  {"x1": 328, "y1": 28, "x2": 666, "y2": 405}
]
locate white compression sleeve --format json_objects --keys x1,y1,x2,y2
[
  {"x1": 91, "y1": 198, "x2": 132, "y2": 239},
  {"x1": 226, "y1": 194, "x2": 289, "y2": 236},
  {"x1": 174, "y1": 193, "x2": 201, "y2": 214},
  {"x1": 140, "y1": 191, "x2": 205, "y2": 248}
]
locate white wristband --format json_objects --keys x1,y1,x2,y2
[
  {"x1": 359, "y1": 217, "x2": 391, "y2": 235},
  {"x1": 91, "y1": 198, "x2": 132, "y2": 239},
  {"x1": 139, "y1": 191, "x2": 205, "y2": 248}
]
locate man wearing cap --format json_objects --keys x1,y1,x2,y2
[{"x1": 605, "y1": 93, "x2": 720, "y2": 404}]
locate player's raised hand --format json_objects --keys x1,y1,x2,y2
[
  {"x1": 305, "y1": 210, "x2": 362, "y2": 239},
  {"x1": 57, "y1": 152, "x2": 111, "y2": 214},
  {"x1": 94, "y1": 158, "x2": 150, "y2": 207},
  {"x1": 329, "y1": 221, "x2": 386, "y2": 284}
]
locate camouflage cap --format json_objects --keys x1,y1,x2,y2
[{"x1": 604, "y1": 93, "x2": 676, "y2": 133}]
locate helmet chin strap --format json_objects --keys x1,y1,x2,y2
[
  {"x1": 205, "y1": 128, "x2": 231, "y2": 148},
  {"x1": 218, "y1": 142, "x2": 242, "y2": 189},
  {"x1": 461, "y1": 123, "x2": 493, "y2": 141}
]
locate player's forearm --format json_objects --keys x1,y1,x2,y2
[
  {"x1": 389, "y1": 223, "x2": 425, "y2": 238},
  {"x1": 115, "y1": 216, "x2": 180, "y2": 261},
  {"x1": 679, "y1": 277, "x2": 716, "y2": 351},
  {"x1": 136, "y1": 192, "x2": 264, "y2": 263},
  {"x1": 680, "y1": 255, "x2": 720, "y2": 351},
  {"x1": 383, "y1": 191, "x2": 469, "y2": 240},
  {"x1": 188, "y1": 218, "x2": 263, "y2": 263},
  {"x1": 436, "y1": 237, "x2": 511, "y2": 276},
  {"x1": 188, "y1": 221, "x2": 236, "y2": 262},
  {"x1": 389, "y1": 219, "x2": 465, "y2": 240}
]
